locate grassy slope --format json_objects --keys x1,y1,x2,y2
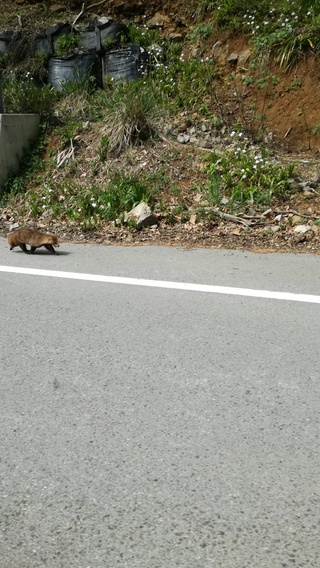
[{"x1": 1, "y1": 0, "x2": 320, "y2": 253}]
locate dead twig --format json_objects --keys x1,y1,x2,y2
[
  {"x1": 212, "y1": 208, "x2": 252, "y2": 227},
  {"x1": 189, "y1": 207, "x2": 252, "y2": 227},
  {"x1": 72, "y1": 0, "x2": 109, "y2": 29},
  {"x1": 57, "y1": 139, "x2": 75, "y2": 168}
]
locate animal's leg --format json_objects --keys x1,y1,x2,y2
[
  {"x1": 19, "y1": 244, "x2": 30, "y2": 254},
  {"x1": 45, "y1": 244, "x2": 57, "y2": 254}
]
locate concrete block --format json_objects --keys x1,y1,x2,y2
[{"x1": 0, "y1": 114, "x2": 40, "y2": 193}]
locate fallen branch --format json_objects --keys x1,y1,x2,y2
[
  {"x1": 189, "y1": 207, "x2": 252, "y2": 227},
  {"x1": 72, "y1": 0, "x2": 110, "y2": 29},
  {"x1": 274, "y1": 209, "x2": 313, "y2": 216},
  {"x1": 212, "y1": 208, "x2": 252, "y2": 227}
]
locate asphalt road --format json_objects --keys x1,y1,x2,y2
[{"x1": 0, "y1": 238, "x2": 320, "y2": 568}]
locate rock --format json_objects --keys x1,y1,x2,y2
[
  {"x1": 212, "y1": 41, "x2": 228, "y2": 63},
  {"x1": 9, "y1": 222, "x2": 19, "y2": 231},
  {"x1": 147, "y1": 12, "x2": 171, "y2": 28},
  {"x1": 163, "y1": 125, "x2": 174, "y2": 136},
  {"x1": 293, "y1": 224, "x2": 312, "y2": 234},
  {"x1": 288, "y1": 179, "x2": 301, "y2": 192},
  {"x1": 294, "y1": 233, "x2": 307, "y2": 243},
  {"x1": 198, "y1": 137, "x2": 213, "y2": 149},
  {"x1": 177, "y1": 133, "x2": 190, "y2": 144},
  {"x1": 49, "y1": 4, "x2": 65, "y2": 13},
  {"x1": 289, "y1": 215, "x2": 303, "y2": 225},
  {"x1": 227, "y1": 52, "x2": 238, "y2": 64},
  {"x1": 124, "y1": 202, "x2": 158, "y2": 229},
  {"x1": 191, "y1": 47, "x2": 201, "y2": 58},
  {"x1": 168, "y1": 33, "x2": 184, "y2": 42},
  {"x1": 311, "y1": 171, "x2": 320, "y2": 184},
  {"x1": 238, "y1": 49, "x2": 251, "y2": 66},
  {"x1": 271, "y1": 225, "x2": 281, "y2": 233},
  {"x1": 97, "y1": 17, "x2": 112, "y2": 25},
  {"x1": 212, "y1": 40, "x2": 222, "y2": 53}
]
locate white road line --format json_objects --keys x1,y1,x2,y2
[{"x1": 0, "y1": 264, "x2": 319, "y2": 304}]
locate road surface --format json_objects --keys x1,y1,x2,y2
[{"x1": 0, "y1": 239, "x2": 319, "y2": 567}]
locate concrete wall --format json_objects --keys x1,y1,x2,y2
[{"x1": 0, "y1": 114, "x2": 40, "y2": 194}]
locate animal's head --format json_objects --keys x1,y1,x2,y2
[{"x1": 49, "y1": 234, "x2": 60, "y2": 247}]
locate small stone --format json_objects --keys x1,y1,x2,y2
[
  {"x1": 289, "y1": 215, "x2": 302, "y2": 225},
  {"x1": 271, "y1": 225, "x2": 281, "y2": 233},
  {"x1": 288, "y1": 179, "x2": 300, "y2": 192},
  {"x1": 49, "y1": 4, "x2": 65, "y2": 13},
  {"x1": 212, "y1": 41, "x2": 222, "y2": 53},
  {"x1": 293, "y1": 224, "x2": 312, "y2": 234},
  {"x1": 163, "y1": 126, "x2": 174, "y2": 136},
  {"x1": 191, "y1": 47, "x2": 200, "y2": 58},
  {"x1": 227, "y1": 52, "x2": 238, "y2": 64},
  {"x1": 9, "y1": 222, "x2": 19, "y2": 231},
  {"x1": 294, "y1": 233, "x2": 307, "y2": 243},
  {"x1": 147, "y1": 12, "x2": 171, "y2": 28},
  {"x1": 124, "y1": 202, "x2": 158, "y2": 229},
  {"x1": 198, "y1": 137, "x2": 213, "y2": 149},
  {"x1": 238, "y1": 49, "x2": 251, "y2": 66},
  {"x1": 97, "y1": 17, "x2": 112, "y2": 25},
  {"x1": 168, "y1": 33, "x2": 184, "y2": 42},
  {"x1": 177, "y1": 133, "x2": 190, "y2": 144},
  {"x1": 212, "y1": 41, "x2": 228, "y2": 62}
]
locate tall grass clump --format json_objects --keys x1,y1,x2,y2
[{"x1": 97, "y1": 79, "x2": 163, "y2": 155}]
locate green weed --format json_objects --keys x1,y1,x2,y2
[
  {"x1": 10, "y1": 175, "x2": 155, "y2": 225},
  {"x1": 54, "y1": 33, "x2": 79, "y2": 57},
  {"x1": 205, "y1": 135, "x2": 296, "y2": 210},
  {"x1": 3, "y1": 76, "x2": 57, "y2": 121}
]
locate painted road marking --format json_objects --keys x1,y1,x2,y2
[{"x1": 0, "y1": 264, "x2": 319, "y2": 304}]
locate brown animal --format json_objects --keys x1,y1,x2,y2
[{"x1": 7, "y1": 229, "x2": 60, "y2": 254}]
